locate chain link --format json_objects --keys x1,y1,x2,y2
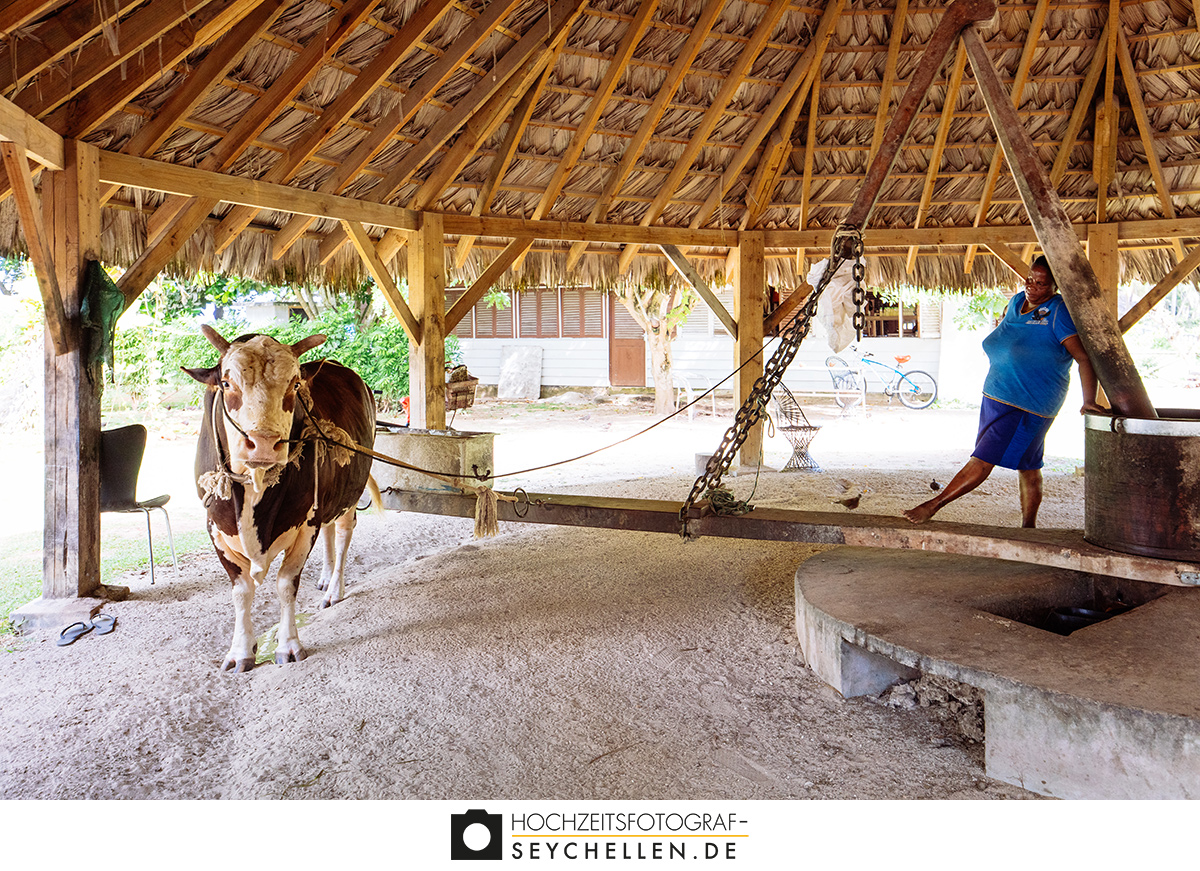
[
  {"x1": 680, "y1": 232, "x2": 861, "y2": 535},
  {"x1": 851, "y1": 234, "x2": 866, "y2": 341}
]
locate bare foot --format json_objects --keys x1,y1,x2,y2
[{"x1": 903, "y1": 501, "x2": 938, "y2": 524}]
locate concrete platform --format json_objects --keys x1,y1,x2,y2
[{"x1": 795, "y1": 546, "x2": 1200, "y2": 799}]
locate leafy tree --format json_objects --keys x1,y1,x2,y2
[
  {"x1": 0, "y1": 256, "x2": 27, "y2": 295},
  {"x1": 610, "y1": 269, "x2": 696, "y2": 415}
]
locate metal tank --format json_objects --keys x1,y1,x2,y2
[{"x1": 1085, "y1": 410, "x2": 1200, "y2": 559}]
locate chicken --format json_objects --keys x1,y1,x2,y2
[{"x1": 830, "y1": 478, "x2": 873, "y2": 510}]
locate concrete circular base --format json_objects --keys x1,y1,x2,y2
[{"x1": 795, "y1": 546, "x2": 1200, "y2": 799}]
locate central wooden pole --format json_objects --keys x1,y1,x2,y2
[{"x1": 407, "y1": 211, "x2": 446, "y2": 430}]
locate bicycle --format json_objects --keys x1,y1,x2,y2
[{"x1": 825, "y1": 348, "x2": 938, "y2": 410}]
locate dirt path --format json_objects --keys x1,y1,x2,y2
[{"x1": 1, "y1": 397, "x2": 1090, "y2": 801}]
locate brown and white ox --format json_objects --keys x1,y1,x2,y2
[{"x1": 185, "y1": 325, "x2": 375, "y2": 671}]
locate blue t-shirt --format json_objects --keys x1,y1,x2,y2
[{"x1": 981, "y1": 292, "x2": 1078, "y2": 417}]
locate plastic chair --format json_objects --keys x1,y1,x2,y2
[
  {"x1": 99, "y1": 424, "x2": 176, "y2": 585},
  {"x1": 770, "y1": 385, "x2": 821, "y2": 472}
]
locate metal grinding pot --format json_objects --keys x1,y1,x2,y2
[{"x1": 1084, "y1": 409, "x2": 1200, "y2": 559}]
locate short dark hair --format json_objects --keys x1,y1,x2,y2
[{"x1": 1032, "y1": 255, "x2": 1055, "y2": 286}]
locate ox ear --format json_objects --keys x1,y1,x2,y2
[
  {"x1": 290, "y1": 333, "x2": 326, "y2": 359},
  {"x1": 182, "y1": 365, "x2": 220, "y2": 385},
  {"x1": 200, "y1": 324, "x2": 231, "y2": 353}
]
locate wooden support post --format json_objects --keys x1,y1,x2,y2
[
  {"x1": 735, "y1": 231, "x2": 765, "y2": 469},
  {"x1": 407, "y1": 212, "x2": 446, "y2": 430},
  {"x1": 42, "y1": 140, "x2": 103, "y2": 600},
  {"x1": 1088, "y1": 223, "x2": 1120, "y2": 408}
]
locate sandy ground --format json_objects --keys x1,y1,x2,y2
[{"x1": 0, "y1": 394, "x2": 1102, "y2": 800}]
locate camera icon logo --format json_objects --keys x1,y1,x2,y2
[{"x1": 450, "y1": 808, "x2": 503, "y2": 860}]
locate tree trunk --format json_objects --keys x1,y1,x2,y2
[{"x1": 649, "y1": 329, "x2": 674, "y2": 416}]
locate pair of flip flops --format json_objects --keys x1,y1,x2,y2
[{"x1": 56, "y1": 613, "x2": 117, "y2": 646}]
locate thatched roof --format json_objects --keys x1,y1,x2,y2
[{"x1": 3, "y1": 0, "x2": 1200, "y2": 294}]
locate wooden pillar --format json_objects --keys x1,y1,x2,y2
[
  {"x1": 43, "y1": 140, "x2": 102, "y2": 599},
  {"x1": 1087, "y1": 222, "x2": 1120, "y2": 409},
  {"x1": 407, "y1": 211, "x2": 446, "y2": 430},
  {"x1": 735, "y1": 231, "x2": 766, "y2": 467}
]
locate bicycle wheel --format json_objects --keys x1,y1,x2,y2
[
  {"x1": 826, "y1": 356, "x2": 863, "y2": 409},
  {"x1": 897, "y1": 369, "x2": 937, "y2": 409}
]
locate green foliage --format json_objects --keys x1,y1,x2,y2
[
  {"x1": 951, "y1": 289, "x2": 1009, "y2": 331},
  {"x1": 0, "y1": 255, "x2": 27, "y2": 295}
]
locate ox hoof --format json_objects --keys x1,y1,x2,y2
[
  {"x1": 318, "y1": 595, "x2": 340, "y2": 610},
  {"x1": 316, "y1": 577, "x2": 330, "y2": 592},
  {"x1": 275, "y1": 643, "x2": 308, "y2": 665},
  {"x1": 221, "y1": 657, "x2": 256, "y2": 673}
]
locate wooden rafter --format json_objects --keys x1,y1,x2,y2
[
  {"x1": 868, "y1": 0, "x2": 910, "y2": 167},
  {"x1": 0, "y1": 93, "x2": 63, "y2": 169},
  {"x1": 531, "y1": 0, "x2": 660, "y2": 222},
  {"x1": 0, "y1": 0, "x2": 142, "y2": 95},
  {"x1": 800, "y1": 75, "x2": 819, "y2": 232},
  {"x1": 694, "y1": 0, "x2": 844, "y2": 231},
  {"x1": 268, "y1": 0, "x2": 529, "y2": 262},
  {"x1": 454, "y1": 66, "x2": 552, "y2": 269},
  {"x1": 0, "y1": 0, "x2": 62, "y2": 34},
  {"x1": 211, "y1": 0, "x2": 457, "y2": 255},
  {"x1": 99, "y1": 0, "x2": 287, "y2": 206},
  {"x1": 617, "y1": 0, "x2": 793, "y2": 273},
  {"x1": 986, "y1": 242, "x2": 1028, "y2": 276},
  {"x1": 907, "y1": 41, "x2": 967, "y2": 272},
  {"x1": 1118, "y1": 243, "x2": 1200, "y2": 331},
  {"x1": 564, "y1": 1, "x2": 725, "y2": 270},
  {"x1": 1096, "y1": 0, "x2": 1119, "y2": 223},
  {"x1": 1116, "y1": 23, "x2": 1184, "y2": 257},
  {"x1": 446, "y1": 237, "x2": 535, "y2": 330},
  {"x1": 0, "y1": 142, "x2": 67, "y2": 353},
  {"x1": 963, "y1": 0, "x2": 1051, "y2": 272},
  {"x1": 315, "y1": 0, "x2": 589, "y2": 266}
]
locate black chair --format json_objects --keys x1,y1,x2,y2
[
  {"x1": 99, "y1": 424, "x2": 176, "y2": 585},
  {"x1": 770, "y1": 385, "x2": 821, "y2": 472}
]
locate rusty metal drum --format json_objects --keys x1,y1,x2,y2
[{"x1": 1085, "y1": 410, "x2": 1200, "y2": 559}]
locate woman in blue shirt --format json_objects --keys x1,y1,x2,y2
[{"x1": 904, "y1": 257, "x2": 1104, "y2": 527}]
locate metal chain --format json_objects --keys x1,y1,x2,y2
[
  {"x1": 680, "y1": 233, "x2": 861, "y2": 534},
  {"x1": 850, "y1": 231, "x2": 866, "y2": 342}
]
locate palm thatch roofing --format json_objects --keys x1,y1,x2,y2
[{"x1": 3, "y1": 0, "x2": 1200, "y2": 295}]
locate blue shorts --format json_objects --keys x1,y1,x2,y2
[{"x1": 972, "y1": 396, "x2": 1055, "y2": 470}]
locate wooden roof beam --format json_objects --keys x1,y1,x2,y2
[
  {"x1": 617, "y1": 0, "x2": 793, "y2": 274},
  {"x1": 98, "y1": 0, "x2": 287, "y2": 206},
  {"x1": 868, "y1": 0, "x2": 910, "y2": 168},
  {"x1": 660, "y1": 244, "x2": 736, "y2": 337},
  {"x1": 564, "y1": 1, "x2": 725, "y2": 271},
  {"x1": 907, "y1": 41, "x2": 967, "y2": 273},
  {"x1": 210, "y1": 0, "x2": 457, "y2": 255},
  {"x1": 268, "y1": 0, "x2": 528, "y2": 262},
  {"x1": 963, "y1": 0, "x2": 1051, "y2": 273},
  {"x1": 1116, "y1": 23, "x2": 1184, "y2": 258},
  {"x1": 343, "y1": 220, "x2": 421, "y2": 342},
  {"x1": 0, "y1": 0, "x2": 143, "y2": 95},
  {"x1": 1118, "y1": 243, "x2": 1200, "y2": 332},
  {"x1": 0, "y1": 92, "x2": 63, "y2": 169},
  {"x1": 0, "y1": 0, "x2": 62, "y2": 33},
  {"x1": 800, "y1": 77, "x2": 819, "y2": 232},
  {"x1": 315, "y1": 0, "x2": 589, "y2": 266},
  {"x1": 694, "y1": 0, "x2": 844, "y2": 231}
]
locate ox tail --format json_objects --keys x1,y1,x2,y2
[{"x1": 361, "y1": 474, "x2": 385, "y2": 514}]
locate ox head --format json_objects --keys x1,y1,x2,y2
[{"x1": 185, "y1": 324, "x2": 326, "y2": 473}]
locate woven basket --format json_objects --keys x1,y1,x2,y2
[{"x1": 445, "y1": 377, "x2": 479, "y2": 410}]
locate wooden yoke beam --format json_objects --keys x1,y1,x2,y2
[{"x1": 408, "y1": 212, "x2": 447, "y2": 430}]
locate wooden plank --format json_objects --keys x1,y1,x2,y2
[
  {"x1": 962, "y1": 24, "x2": 1157, "y2": 420},
  {"x1": 0, "y1": 0, "x2": 70, "y2": 36},
  {"x1": 407, "y1": 213, "x2": 446, "y2": 430},
  {"x1": 1, "y1": 142, "x2": 66, "y2": 353},
  {"x1": 212, "y1": 0, "x2": 456, "y2": 253},
  {"x1": 1118, "y1": 243, "x2": 1200, "y2": 332},
  {"x1": 736, "y1": 232, "x2": 765, "y2": 467},
  {"x1": 0, "y1": 93, "x2": 64, "y2": 169},
  {"x1": 445, "y1": 237, "x2": 533, "y2": 331},
  {"x1": 379, "y1": 490, "x2": 1200, "y2": 587},
  {"x1": 764, "y1": 283, "x2": 811, "y2": 335},
  {"x1": 342, "y1": 220, "x2": 421, "y2": 342},
  {"x1": 659, "y1": 244, "x2": 737, "y2": 338},
  {"x1": 564, "y1": 1, "x2": 726, "y2": 271},
  {"x1": 1097, "y1": 0, "x2": 1118, "y2": 223},
  {"x1": 270, "y1": 0, "x2": 526, "y2": 262},
  {"x1": 800, "y1": 76, "x2": 819, "y2": 232},
  {"x1": 985, "y1": 242, "x2": 1027, "y2": 277},
  {"x1": 907, "y1": 42, "x2": 967, "y2": 272}
]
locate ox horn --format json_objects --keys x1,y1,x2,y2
[
  {"x1": 291, "y1": 333, "x2": 327, "y2": 358},
  {"x1": 201, "y1": 324, "x2": 231, "y2": 353}
]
